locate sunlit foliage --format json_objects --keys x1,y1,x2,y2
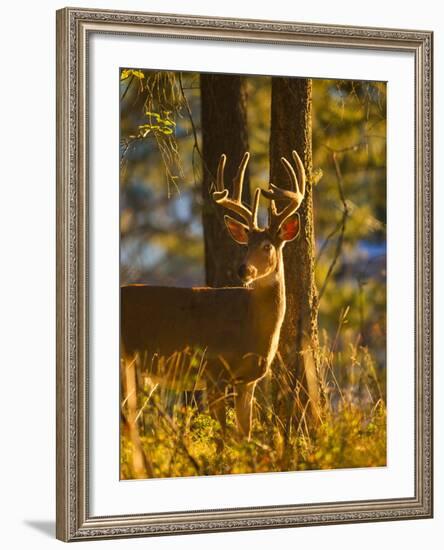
[{"x1": 121, "y1": 340, "x2": 386, "y2": 478}]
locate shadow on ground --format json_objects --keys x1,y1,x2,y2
[{"x1": 24, "y1": 520, "x2": 55, "y2": 538}]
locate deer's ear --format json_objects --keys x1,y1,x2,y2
[
  {"x1": 278, "y1": 213, "x2": 300, "y2": 242},
  {"x1": 224, "y1": 215, "x2": 249, "y2": 245}
]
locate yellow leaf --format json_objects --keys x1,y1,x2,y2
[
  {"x1": 131, "y1": 70, "x2": 145, "y2": 79},
  {"x1": 145, "y1": 111, "x2": 161, "y2": 122},
  {"x1": 120, "y1": 69, "x2": 145, "y2": 80}
]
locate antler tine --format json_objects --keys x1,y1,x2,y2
[
  {"x1": 212, "y1": 152, "x2": 255, "y2": 229},
  {"x1": 292, "y1": 150, "x2": 306, "y2": 197},
  {"x1": 251, "y1": 188, "x2": 261, "y2": 230},
  {"x1": 280, "y1": 156, "x2": 300, "y2": 195},
  {"x1": 261, "y1": 150, "x2": 306, "y2": 233},
  {"x1": 233, "y1": 152, "x2": 250, "y2": 202},
  {"x1": 215, "y1": 153, "x2": 227, "y2": 193},
  {"x1": 269, "y1": 200, "x2": 278, "y2": 216}
]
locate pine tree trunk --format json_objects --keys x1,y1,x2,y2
[
  {"x1": 269, "y1": 77, "x2": 322, "y2": 423},
  {"x1": 200, "y1": 74, "x2": 250, "y2": 287}
]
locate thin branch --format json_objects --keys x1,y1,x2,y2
[
  {"x1": 178, "y1": 72, "x2": 214, "y2": 182},
  {"x1": 315, "y1": 219, "x2": 343, "y2": 267},
  {"x1": 120, "y1": 74, "x2": 135, "y2": 101},
  {"x1": 134, "y1": 384, "x2": 159, "y2": 423},
  {"x1": 323, "y1": 142, "x2": 367, "y2": 157},
  {"x1": 318, "y1": 152, "x2": 349, "y2": 301},
  {"x1": 178, "y1": 73, "x2": 203, "y2": 160}
]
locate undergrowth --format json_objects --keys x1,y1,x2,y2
[{"x1": 120, "y1": 335, "x2": 386, "y2": 479}]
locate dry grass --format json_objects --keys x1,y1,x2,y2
[{"x1": 120, "y1": 335, "x2": 386, "y2": 479}]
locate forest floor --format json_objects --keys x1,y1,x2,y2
[{"x1": 120, "y1": 339, "x2": 386, "y2": 479}]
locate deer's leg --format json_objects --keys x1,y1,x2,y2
[
  {"x1": 120, "y1": 351, "x2": 153, "y2": 478},
  {"x1": 234, "y1": 381, "x2": 257, "y2": 440}
]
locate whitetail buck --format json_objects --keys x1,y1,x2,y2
[{"x1": 121, "y1": 150, "x2": 306, "y2": 440}]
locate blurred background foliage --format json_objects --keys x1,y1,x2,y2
[{"x1": 120, "y1": 69, "x2": 386, "y2": 370}]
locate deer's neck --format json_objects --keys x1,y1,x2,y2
[
  {"x1": 252, "y1": 251, "x2": 286, "y2": 304},
  {"x1": 250, "y1": 252, "x2": 286, "y2": 361}
]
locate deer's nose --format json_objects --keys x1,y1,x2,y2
[{"x1": 238, "y1": 263, "x2": 255, "y2": 281}]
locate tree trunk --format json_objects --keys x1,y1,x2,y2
[
  {"x1": 200, "y1": 74, "x2": 250, "y2": 287},
  {"x1": 269, "y1": 77, "x2": 322, "y2": 424}
]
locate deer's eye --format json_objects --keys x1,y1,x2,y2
[{"x1": 263, "y1": 243, "x2": 272, "y2": 252}]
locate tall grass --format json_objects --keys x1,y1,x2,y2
[{"x1": 120, "y1": 329, "x2": 386, "y2": 479}]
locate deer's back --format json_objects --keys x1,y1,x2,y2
[{"x1": 121, "y1": 285, "x2": 253, "y2": 358}]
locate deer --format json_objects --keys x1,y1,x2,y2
[{"x1": 121, "y1": 150, "x2": 306, "y2": 441}]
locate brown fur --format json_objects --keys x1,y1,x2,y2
[{"x1": 121, "y1": 244, "x2": 287, "y2": 439}]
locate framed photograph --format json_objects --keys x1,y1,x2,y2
[{"x1": 56, "y1": 7, "x2": 433, "y2": 541}]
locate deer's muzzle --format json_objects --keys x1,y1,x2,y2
[{"x1": 238, "y1": 263, "x2": 257, "y2": 283}]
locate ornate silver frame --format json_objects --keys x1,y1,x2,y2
[{"x1": 56, "y1": 7, "x2": 433, "y2": 542}]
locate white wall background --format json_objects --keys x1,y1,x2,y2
[{"x1": 0, "y1": 0, "x2": 441, "y2": 548}]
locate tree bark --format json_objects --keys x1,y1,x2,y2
[
  {"x1": 269, "y1": 77, "x2": 322, "y2": 422},
  {"x1": 200, "y1": 74, "x2": 250, "y2": 287}
]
